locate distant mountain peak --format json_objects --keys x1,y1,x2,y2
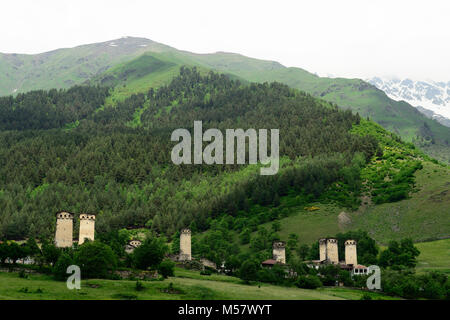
[{"x1": 368, "y1": 76, "x2": 450, "y2": 122}]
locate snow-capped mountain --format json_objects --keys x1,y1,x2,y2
[{"x1": 368, "y1": 77, "x2": 450, "y2": 126}]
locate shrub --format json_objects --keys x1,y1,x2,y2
[
  {"x1": 239, "y1": 228, "x2": 251, "y2": 245},
  {"x1": 200, "y1": 269, "x2": 213, "y2": 276},
  {"x1": 18, "y1": 269, "x2": 27, "y2": 279},
  {"x1": 238, "y1": 260, "x2": 260, "y2": 284},
  {"x1": 41, "y1": 242, "x2": 61, "y2": 266},
  {"x1": 132, "y1": 236, "x2": 168, "y2": 270},
  {"x1": 74, "y1": 241, "x2": 117, "y2": 278},
  {"x1": 361, "y1": 293, "x2": 372, "y2": 300},
  {"x1": 135, "y1": 281, "x2": 144, "y2": 291},
  {"x1": 338, "y1": 270, "x2": 354, "y2": 287},
  {"x1": 257, "y1": 268, "x2": 277, "y2": 283},
  {"x1": 295, "y1": 275, "x2": 322, "y2": 289},
  {"x1": 157, "y1": 259, "x2": 175, "y2": 278},
  {"x1": 53, "y1": 253, "x2": 74, "y2": 281}
]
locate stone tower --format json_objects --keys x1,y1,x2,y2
[
  {"x1": 273, "y1": 241, "x2": 286, "y2": 264},
  {"x1": 319, "y1": 238, "x2": 327, "y2": 261},
  {"x1": 180, "y1": 228, "x2": 192, "y2": 261},
  {"x1": 55, "y1": 211, "x2": 74, "y2": 248},
  {"x1": 78, "y1": 214, "x2": 96, "y2": 245},
  {"x1": 326, "y1": 238, "x2": 339, "y2": 264},
  {"x1": 345, "y1": 239, "x2": 358, "y2": 266}
]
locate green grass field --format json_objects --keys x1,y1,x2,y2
[
  {"x1": 1, "y1": 237, "x2": 447, "y2": 301},
  {"x1": 249, "y1": 203, "x2": 343, "y2": 245},
  {"x1": 0, "y1": 268, "x2": 396, "y2": 300},
  {"x1": 415, "y1": 239, "x2": 450, "y2": 274}
]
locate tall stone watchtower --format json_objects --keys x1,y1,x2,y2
[
  {"x1": 78, "y1": 214, "x2": 96, "y2": 245},
  {"x1": 55, "y1": 211, "x2": 74, "y2": 248},
  {"x1": 345, "y1": 239, "x2": 358, "y2": 266},
  {"x1": 273, "y1": 241, "x2": 286, "y2": 264},
  {"x1": 319, "y1": 238, "x2": 327, "y2": 262},
  {"x1": 180, "y1": 228, "x2": 192, "y2": 261},
  {"x1": 326, "y1": 238, "x2": 339, "y2": 264}
]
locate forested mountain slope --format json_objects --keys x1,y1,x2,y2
[
  {"x1": 0, "y1": 68, "x2": 386, "y2": 239},
  {"x1": 217, "y1": 66, "x2": 450, "y2": 163},
  {"x1": 0, "y1": 68, "x2": 448, "y2": 249},
  {"x1": 1, "y1": 37, "x2": 449, "y2": 163}
]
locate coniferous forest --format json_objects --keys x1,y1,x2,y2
[{"x1": 0, "y1": 67, "x2": 383, "y2": 239}]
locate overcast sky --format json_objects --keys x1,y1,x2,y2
[{"x1": 2, "y1": 0, "x2": 449, "y2": 81}]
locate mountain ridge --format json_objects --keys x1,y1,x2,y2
[
  {"x1": 0, "y1": 37, "x2": 173, "y2": 95},
  {"x1": 1, "y1": 36, "x2": 449, "y2": 163}
]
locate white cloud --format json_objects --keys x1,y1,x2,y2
[{"x1": 1, "y1": 0, "x2": 449, "y2": 81}]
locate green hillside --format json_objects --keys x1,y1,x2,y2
[
  {"x1": 183, "y1": 56, "x2": 450, "y2": 163},
  {"x1": 0, "y1": 38, "x2": 449, "y2": 251},
  {"x1": 415, "y1": 239, "x2": 450, "y2": 274},
  {"x1": 0, "y1": 67, "x2": 448, "y2": 246},
  {"x1": 191, "y1": 120, "x2": 449, "y2": 252},
  {"x1": 88, "y1": 52, "x2": 248, "y2": 106},
  {"x1": 101, "y1": 47, "x2": 450, "y2": 164},
  {"x1": 94, "y1": 49, "x2": 450, "y2": 164},
  {"x1": 0, "y1": 64, "x2": 448, "y2": 300},
  {"x1": 349, "y1": 161, "x2": 450, "y2": 243},
  {"x1": 0, "y1": 37, "x2": 173, "y2": 96},
  {"x1": 90, "y1": 53, "x2": 181, "y2": 104},
  {"x1": 1, "y1": 37, "x2": 448, "y2": 163},
  {"x1": 0, "y1": 68, "x2": 384, "y2": 239},
  {"x1": 236, "y1": 159, "x2": 449, "y2": 247}
]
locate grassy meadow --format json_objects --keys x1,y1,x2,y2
[
  {"x1": 415, "y1": 239, "x2": 450, "y2": 274},
  {"x1": 0, "y1": 268, "x2": 396, "y2": 300}
]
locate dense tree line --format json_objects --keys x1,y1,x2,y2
[
  {"x1": 0, "y1": 233, "x2": 174, "y2": 281},
  {"x1": 0, "y1": 86, "x2": 109, "y2": 130}
]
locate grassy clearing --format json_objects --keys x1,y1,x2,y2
[
  {"x1": 104, "y1": 64, "x2": 180, "y2": 105},
  {"x1": 349, "y1": 161, "x2": 450, "y2": 243},
  {"x1": 0, "y1": 270, "x2": 396, "y2": 300},
  {"x1": 415, "y1": 239, "x2": 450, "y2": 274},
  {"x1": 251, "y1": 203, "x2": 343, "y2": 245}
]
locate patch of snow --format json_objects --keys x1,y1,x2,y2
[{"x1": 368, "y1": 77, "x2": 450, "y2": 120}]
